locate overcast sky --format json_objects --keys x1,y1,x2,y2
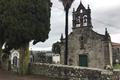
[{"x1": 30, "y1": 0, "x2": 120, "y2": 51}]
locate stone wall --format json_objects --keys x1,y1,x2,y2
[
  {"x1": 113, "y1": 69, "x2": 120, "y2": 80},
  {"x1": 60, "y1": 27, "x2": 112, "y2": 69},
  {"x1": 33, "y1": 53, "x2": 52, "y2": 64},
  {"x1": 29, "y1": 63, "x2": 118, "y2": 80},
  {"x1": 112, "y1": 46, "x2": 120, "y2": 64}
]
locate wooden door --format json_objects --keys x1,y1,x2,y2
[{"x1": 79, "y1": 55, "x2": 88, "y2": 67}]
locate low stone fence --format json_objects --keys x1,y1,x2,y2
[
  {"x1": 113, "y1": 69, "x2": 120, "y2": 80},
  {"x1": 29, "y1": 63, "x2": 118, "y2": 80}
]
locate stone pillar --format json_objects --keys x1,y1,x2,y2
[{"x1": 104, "y1": 41, "x2": 113, "y2": 68}]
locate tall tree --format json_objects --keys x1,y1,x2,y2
[
  {"x1": 52, "y1": 42, "x2": 61, "y2": 54},
  {"x1": 0, "y1": 0, "x2": 52, "y2": 74},
  {"x1": 0, "y1": 0, "x2": 10, "y2": 67},
  {"x1": 59, "y1": 0, "x2": 74, "y2": 65}
]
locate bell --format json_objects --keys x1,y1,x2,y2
[{"x1": 84, "y1": 19, "x2": 87, "y2": 23}]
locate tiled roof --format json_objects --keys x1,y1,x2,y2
[{"x1": 112, "y1": 42, "x2": 120, "y2": 47}]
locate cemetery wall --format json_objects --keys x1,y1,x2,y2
[{"x1": 29, "y1": 63, "x2": 119, "y2": 80}]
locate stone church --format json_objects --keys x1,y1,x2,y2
[{"x1": 57, "y1": 2, "x2": 113, "y2": 69}]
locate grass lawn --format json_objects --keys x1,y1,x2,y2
[{"x1": 113, "y1": 64, "x2": 120, "y2": 69}]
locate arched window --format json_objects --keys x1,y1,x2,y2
[
  {"x1": 80, "y1": 9, "x2": 83, "y2": 13},
  {"x1": 13, "y1": 56, "x2": 17, "y2": 67},
  {"x1": 80, "y1": 36, "x2": 84, "y2": 49},
  {"x1": 83, "y1": 15, "x2": 87, "y2": 26},
  {"x1": 83, "y1": 15, "x2": 87, "y2": 23}
]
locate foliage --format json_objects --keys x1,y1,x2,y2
[
  {"x1": 113, "y1": 64, "x2": 120, "y2": 69},
  {"x1": 0, "y1": 0, "x2": 52, "y2": 50},
  {"x1": 52, "y1": 42, "x2": 61, "y2": 54},
  {"x1": 1, "y1": 53, "x2": 9, "y2": 62},
  {"x1": 59, "y1": 0, "x2": 74, "y2": 10}
]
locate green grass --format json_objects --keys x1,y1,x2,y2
[{"x1": 113, "y1": 64, "x2": 120, "y2": 69}]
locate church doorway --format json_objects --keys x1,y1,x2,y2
[
  {"x1": 13, "y1": 56, "x2": 18, "y2": 67},
  {"x1": 79, "y1": 55, "x2": 88, "y2": 67}
]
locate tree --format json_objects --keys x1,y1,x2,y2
[
  {"x1": 59, "y1": 0, "x2": 74, "y2": 65},
  {"x1": 0, "y1": 0, "x2": 52, "y2": 74},
  {"x1": 0, "y1": 26, "x2": 5, "y2": 67},
  {"x1": 52, "y1": 42, "x2": 61, "y2": 54}
]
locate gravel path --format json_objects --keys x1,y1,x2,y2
[{"x1": 0, "y1": 69, "x2": 49, "y2": 80}]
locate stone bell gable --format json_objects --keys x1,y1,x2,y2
[
  {"x1": 72, "y1": 2, "x2": 92, "y2": 29},
  {"x1": 59, "y1": 2, "x2": 113, "y2": 69}
]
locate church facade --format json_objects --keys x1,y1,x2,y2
[{"x1": 59, "y1": 2, "x2": 113, "y2": 69}]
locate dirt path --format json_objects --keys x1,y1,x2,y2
[{"x1": 0, "y1": 69, "x2": 49, "y2": 80}]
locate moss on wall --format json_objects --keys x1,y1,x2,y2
[
  {"x1": 113, "y1": 64, "x2": 120, "y2": 69},
  {"x1": 19, "y1": 44, "x2": 30, "y2": 75}
]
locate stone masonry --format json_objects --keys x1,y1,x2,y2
[
  {"x1": 29, "y1": 63, "x2": 120, "y2": 80},
  {"x1": 59, "y1": 2, "x2": 113, "y2": 69}
]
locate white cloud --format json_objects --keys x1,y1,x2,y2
[
  {"x1": 30, "y1": 0, "x2": 120, "y2": 50},
  {"x1": 111, "y1": 34, "x2": 120, "y2": 43}
]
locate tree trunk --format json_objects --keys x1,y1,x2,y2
[
  {"x1": 19, "y1": 43, "x2": 30, "y2": 75},
  {"x1": 0, "y1": 44, "x2": 3, "y2": 68},
  {"x1": 0, "y1": 46, "x2": 2, "y2": 68},
  {"x1": 64, "y1": 9, "x2": 69, "y2": 65}
]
